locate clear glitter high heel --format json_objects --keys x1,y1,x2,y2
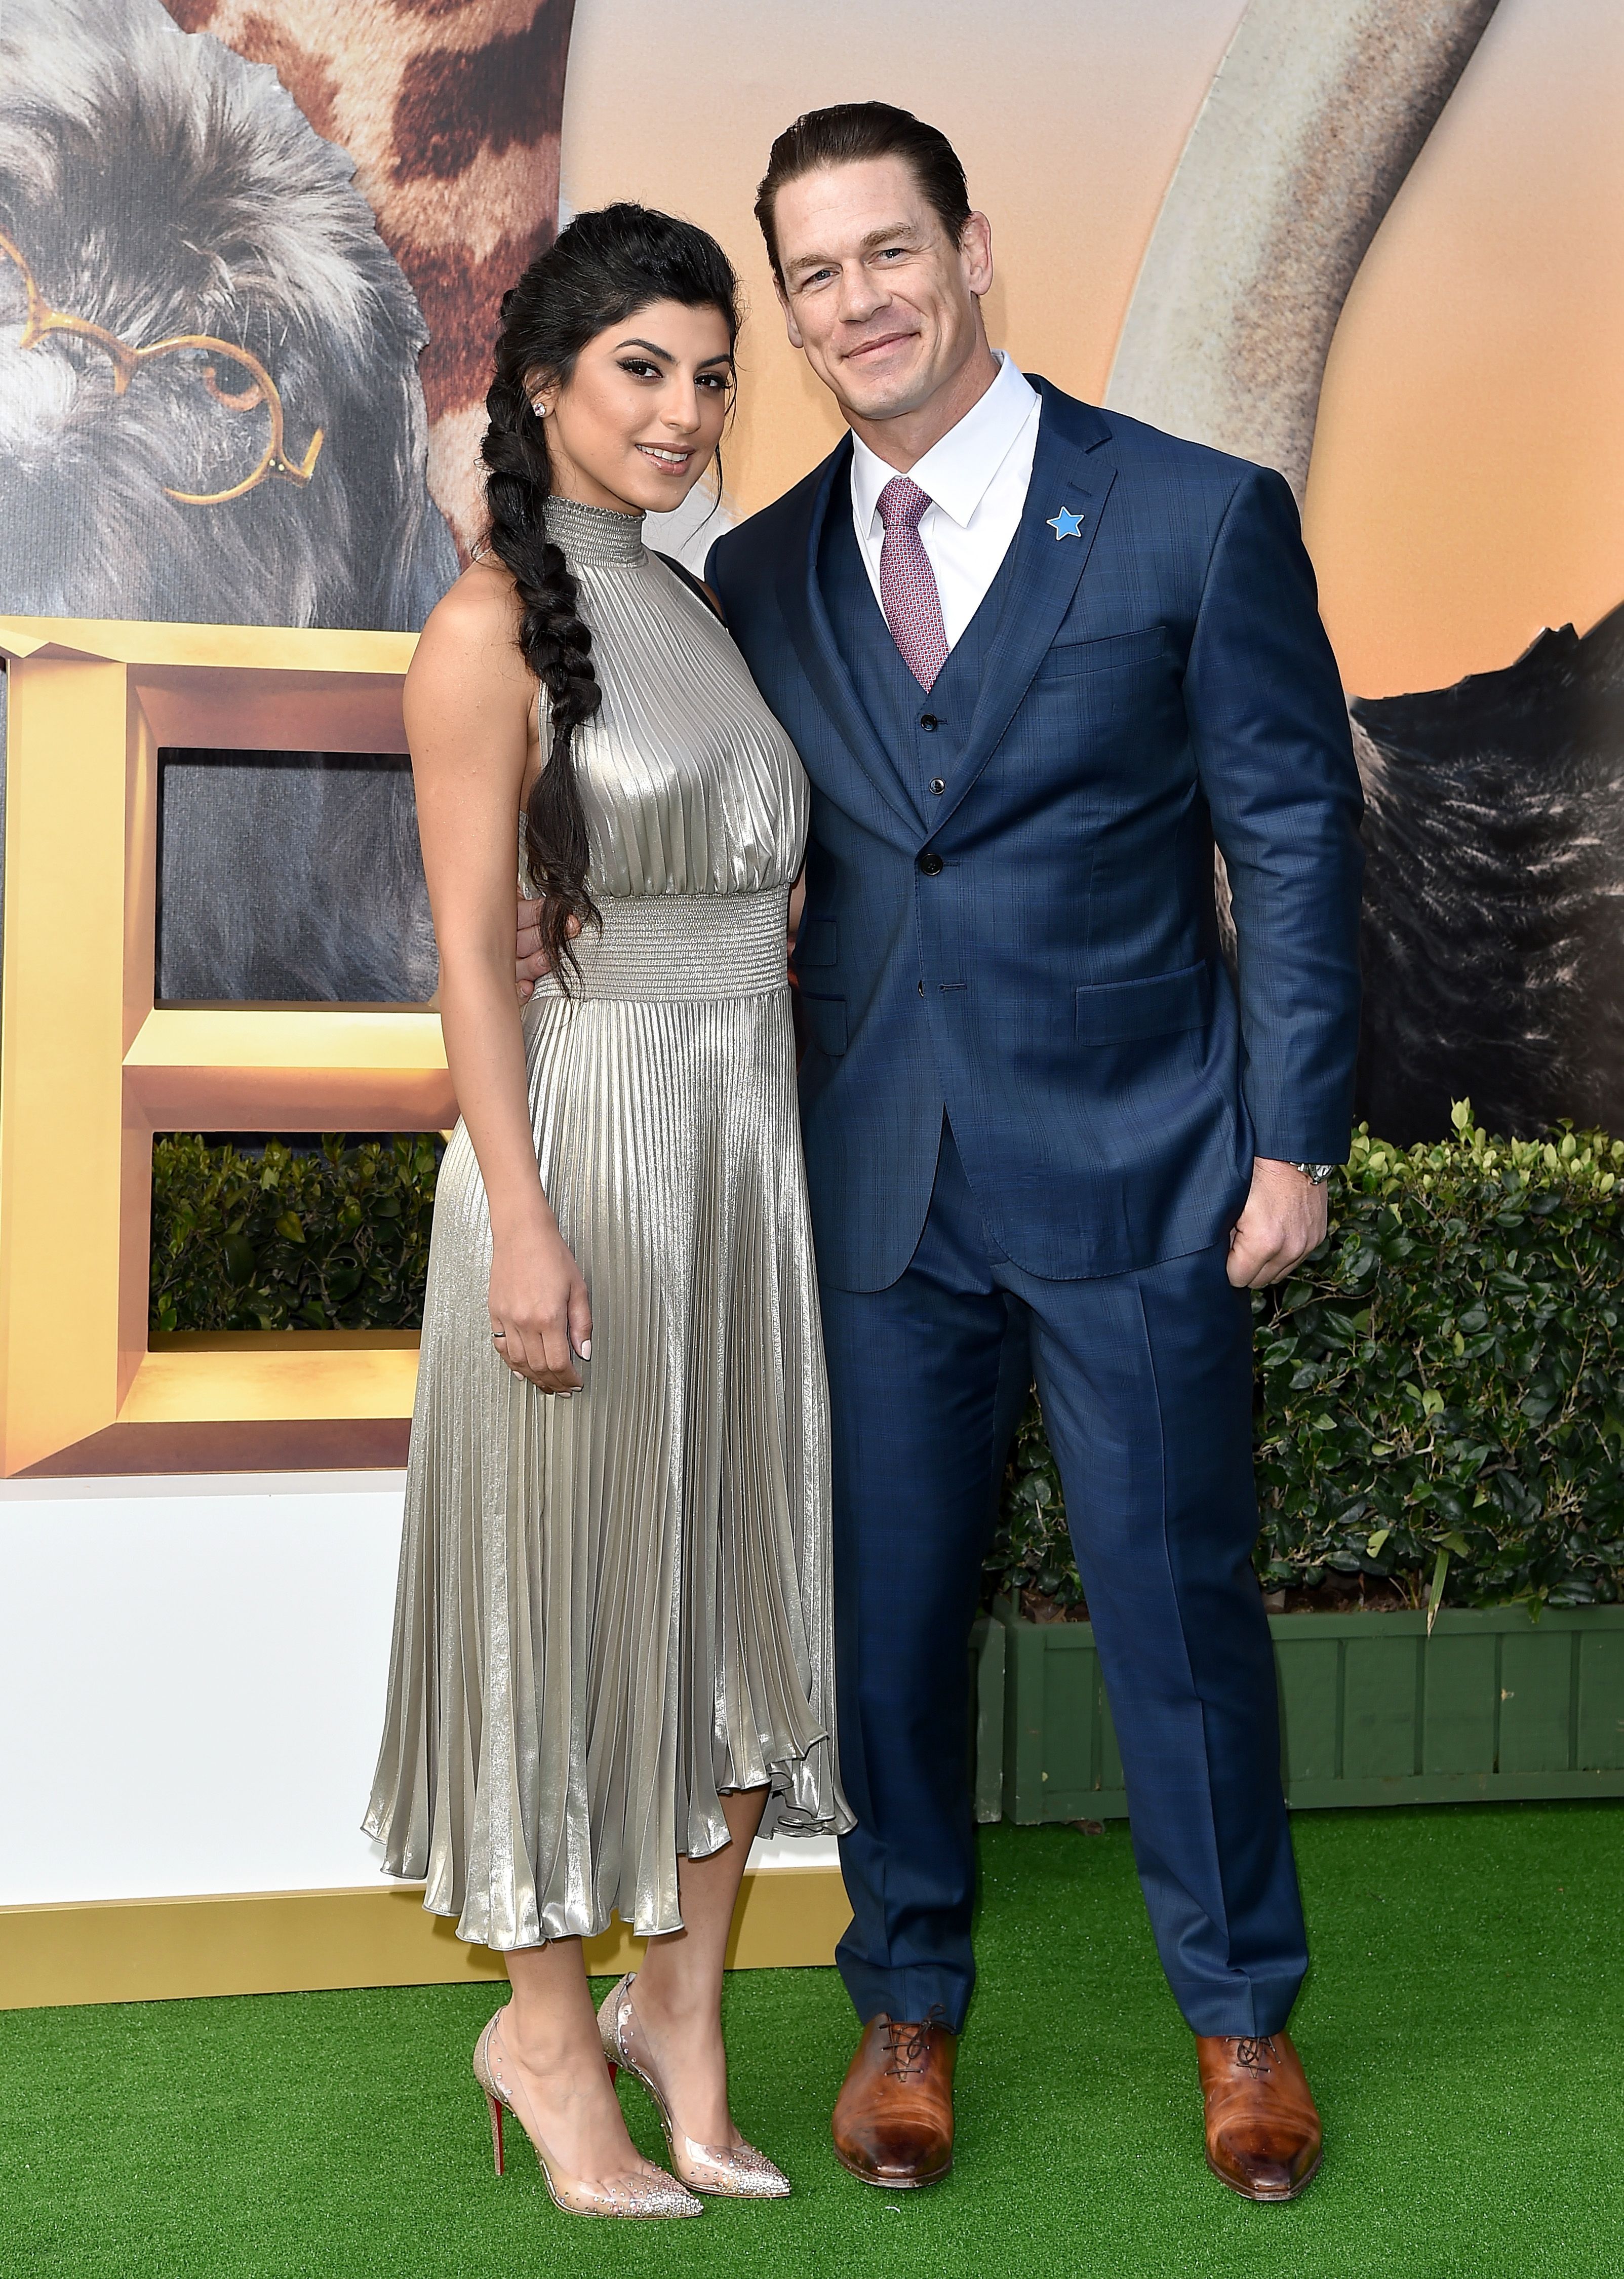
[
  {"x1": 597, "y1": 1971, "x2": 792, "y2": 2198},
  {"x1": 472, "y1": 2010, "x2": 703, "y2": 2219}
]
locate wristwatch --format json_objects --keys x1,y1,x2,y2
[{"x1": 1289, "y1": 1161, "x2": 1338, "y2": 1185}]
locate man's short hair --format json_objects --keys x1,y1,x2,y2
[{"x1": 754, "y1": 102, "x2": 971, "y2": 284}]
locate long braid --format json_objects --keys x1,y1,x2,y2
[
  {"x1": 481, "y1": 348, "x2": 601, "y2": 984},
  {"x1": 477, "y1": 209, "x2": 739, "y2": 990}
]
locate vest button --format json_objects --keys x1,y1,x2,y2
[
  {"x1": 928, "y1": 777, "x2": 946, "y2": 796},
  {"x1": 918, "y1": 850, "x2": 944, "y2": 877},
  {"x1": 919, "y1": 714, "x2": 939, "y2": 731}
]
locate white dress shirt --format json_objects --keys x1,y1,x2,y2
[{"x1": 848, "y1": 349, "x2": 1041, "y2": 653}]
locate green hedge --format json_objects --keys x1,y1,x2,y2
[
  {"x1": 153, "y1": 1110, "x2": 1624, "y2": 1615},
  {"x1": 150, "y1": 1133, "x2": 439, "y2": 1332},
  {"x1": 989, "y1": 1106, "x2": 1624, "y2": 1614}
]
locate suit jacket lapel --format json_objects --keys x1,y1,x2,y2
[
  {"x1": 775, "y1": 439, "x2": 920, "y2": 838},
  {"x1": 931, "y1": 382, "x2": 1116, "y2": 838}
]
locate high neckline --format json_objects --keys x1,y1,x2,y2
[{"x1": 544, "y1": 492, "x2": 646, "y2": 566}]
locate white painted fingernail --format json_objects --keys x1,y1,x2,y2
[{"x1": 578, "y1": 1339, "x2": 591, "y2": 1360}]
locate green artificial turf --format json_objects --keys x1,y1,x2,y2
[{"x1": 4, "y1": 1805, "x2": 1621, "y2": 2278}]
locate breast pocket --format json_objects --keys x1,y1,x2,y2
[
  {"x1": 1043, "y1": 625, "x2": 1169, "y2": 680},
  {"x1": 801, "y1": 991, "x2": 847, "y2": 1056}
]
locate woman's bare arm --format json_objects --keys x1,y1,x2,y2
[{"x1": 406, "y1": 566, "x2": 590, "y2": 1392}]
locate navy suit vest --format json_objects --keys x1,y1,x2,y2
[{"x1": 818, "y1": 489, "x2": 1018, "y2": 829}]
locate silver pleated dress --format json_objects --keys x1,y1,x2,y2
[{"x1": 366, "y1": 495, "x2": 849, "y2": 1949}]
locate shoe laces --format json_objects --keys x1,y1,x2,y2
[
  {"x1": 1233, "y1": 2035, "x2": 1278, "y2": 2075},
  {"x1": 882, "y1": 2006, "x2": 946, "y2": 2081}
]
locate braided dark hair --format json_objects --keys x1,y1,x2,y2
[{"x1": 481, "y1": 204, "x2": 739, "y2": 985}]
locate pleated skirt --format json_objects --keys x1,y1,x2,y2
[{"x1": 365, "y1": 888, "x2": 849, "y2": 1948}]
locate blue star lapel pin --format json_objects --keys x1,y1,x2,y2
[{"x1": 1047, "y1": 506, "x2": 1086, "y2": 541}]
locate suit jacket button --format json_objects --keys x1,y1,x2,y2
[
  {"x1": 928, "y1": 777, "x2": 946, "y2": 795},
  {"x1": 918, "y1": 851, "x2": 943, "y2": 877}
]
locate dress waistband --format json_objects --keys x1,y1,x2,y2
[{"x1": 529, "y1": 885, "x2": 790, "y2": 1003}]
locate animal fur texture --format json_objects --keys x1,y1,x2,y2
[
  {"x1": 0, "y1": 0, "x2": 458, "y2": 628},
  {"x1": 0, "y1": 0, "x2": 462, "y2": 1000},
  {"x1": 1355, "y1": 607, "x2": 1624, "y2": 1144},
  {"x1": 162, "y1": 0, "x2": 574, "y2": 556},
  {"x1": 157, "y1": 750, "x2": 439, "y2": 1003}
]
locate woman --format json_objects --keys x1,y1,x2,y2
[{"x1": 365, "y1": 205, "x2": 847, "y2": 2220}]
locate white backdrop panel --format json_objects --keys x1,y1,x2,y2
[
  {"x1": 0, "y1": 1471, "x2": 406, "y2": 1905},
  {"x1": 0, "y1": 1469, "x2": 836, "y2": 1908}
]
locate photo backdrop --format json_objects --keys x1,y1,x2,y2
[{"x1": 2, "y1": 0, "x2": 1621, "y2": 1136}]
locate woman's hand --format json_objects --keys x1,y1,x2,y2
[{"x1": 488, "y1": 1221, "x2": 593, "y2": 1393}]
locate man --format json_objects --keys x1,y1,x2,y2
[
  {"x1": 710, "y1": 100, "x2": 1361, "y2": 2204},
  {"x1": 521, "y1": 102, "x2": 1362, "y2": 2199}
]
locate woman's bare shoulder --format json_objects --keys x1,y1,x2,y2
[
  {"x1": 409, "y1": 560, "x2": 530, "y2": 698},
  {"x1": 421, "y1": 557, "x2": 522, "y2": 644}
]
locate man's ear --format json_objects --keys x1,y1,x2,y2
[
  {"x1": 959, "y1": 211, "x2": 994, "y2": 302},
  {"x1": 774, "y1": 278, "x2": 805, "y2": 351}
]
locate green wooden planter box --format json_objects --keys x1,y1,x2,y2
[
  {"x1": 995, "y1": 1601, "x2": 1624, "y2": 1822},
  {"x1": 969, "y1": 1614, "x2": 1006, "y2": 1824}
]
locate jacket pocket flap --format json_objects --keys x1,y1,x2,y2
[
  {"x1": 801, "y1": 990, "x2": 848, "y2": 1056},
  {"x1": 1076, "y1": 961, "x2": 1210, "y2": 1045},
  {"x1": 796, "y1": 915, "x2": 837, "y2": 969},
  {"x1": 1044, "y1": 625, "x2": 1168, "y2": 677}
]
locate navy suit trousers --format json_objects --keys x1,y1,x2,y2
[{"x1": 823, "y1": 1121, "x2": 1308, "y2": 2038}]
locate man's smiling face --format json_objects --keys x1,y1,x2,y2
[{"x1": 771, "y1": 155, "x2": 993, "y2": 431}]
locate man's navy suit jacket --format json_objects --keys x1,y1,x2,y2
[{"x1": 707, "y1": 378, "x2": 1365, "y2": 1294}]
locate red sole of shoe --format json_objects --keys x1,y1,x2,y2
[{"x1": 1203, "y1": 2146, "x2": 1324, "y2": 2203}]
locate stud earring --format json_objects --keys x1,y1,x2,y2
[{"x1": 531, "y1": 400, "x2": 547, "y2": 419}]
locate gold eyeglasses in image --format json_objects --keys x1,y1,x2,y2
[{"x1": 0, "y1": 225, "x2": 324, "y2": 507}]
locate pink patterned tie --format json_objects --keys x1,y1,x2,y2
[{"x1": 877, "y1": 475, "x2": 949, "y2": 692}]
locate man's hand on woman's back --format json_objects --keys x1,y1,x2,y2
[{"x1": 514, "y1": 894, "x2": 579, "y2": 1002}]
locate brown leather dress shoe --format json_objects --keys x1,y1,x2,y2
[
  {"x1": 1197, "y1": 2031, "x2": 1323, "y2": 2202},
  {"x1": 831, "y1": 2012, "x2": 957, "y2": 2188}
]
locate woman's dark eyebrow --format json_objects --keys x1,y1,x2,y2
[{"x1": 615, "y1": 337, "x2": 733, "y2": 371}]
